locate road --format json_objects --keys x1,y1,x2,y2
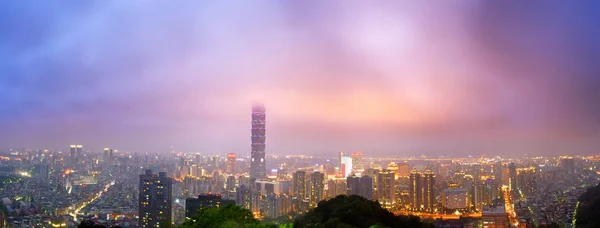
[
  {"x1": 501, "y1": 186, "x2": 519, "y2": 227},
  {"x1": 69, "y1": 181, "x2": 115, "y2": 222}
]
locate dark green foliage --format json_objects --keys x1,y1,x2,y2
[
  {"x1": 78, "y1": 220, "x2": 122, "y2": 228},
  {"x1": 293, "y1": 195, "x2": 432, "y2": 228},
  {"x1": 576, "y1": 183, "x2": 600, "y2": 228},
  {"x1": 179, "y1": 204, "x2": 276, "y2": 228}
]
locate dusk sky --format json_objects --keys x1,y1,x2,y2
[{"x1": 1, "y1": 1, "x2": 600, "y2": 156}]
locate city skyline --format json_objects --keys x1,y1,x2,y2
[{"x1": 2, "y1": 1, "x2": 600, "y2": 156}]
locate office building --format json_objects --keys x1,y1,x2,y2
[
  {"x1": 409, "y1": 170, "x2": 422, "y2": 210},
  {"x1": 423, "y1": 170, "x2": 436, "y2": 212},
  {"x1": 139, "y1": 170, "x2": 173, "y2": 228},
  {"x1": 377, "y1": 169, "x2": 395, "y2": 208},
  {"x1": 292, "y1": 171, "x2": 307, "y2": 199},
  {"x1": 346, "y1": 175, "x2": 361, "y2": 196},
  {"x1": 340, "y1": 155, "x2": 353, "y2": 177},
  {"x1": 226, "y1": 153, "x2": 236, "y2": 174},
  {"x1": 250, "y1": 103, "x2": 267, "y2": 179},
  {"x1": 309, "y1": 172, "x2": 325, "y2": 207},
  {"x1": 185, "y1": 194, "x2": 234, "y2": 219}
]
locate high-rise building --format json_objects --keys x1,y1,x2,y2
[
  {"x1": 309, "y1": 172, "x2": 325, "y2": 207},
  {"x1": 346, "y1": 175, "x2": 361, "y2": 196},
  {"x1": 398, "y1": 163, "x2": 410, "y2": 177},
  {"x1": 442, "y1": 189, "x2": 468, "y2": 210},
  {"x1": 292, "y1": 171, "x2": 307, "y2": 199},
  {"x1": 226, "y1": 153, "x2": 236, "y2": 174},
  {"x1": 517, "y1": 167, "x2": 536, "y2": 197},
  {"x1": 561, "y1": 157, "x2": 575, "y2": 174},
  {"x1": 139, "y1": 170, "x2": 173, "y2": 228},
  {"x1": 377, "y1": 170, "x2": 395, "y2": 208},
  {"x1": 471, "y1": 181, "x2": 487, "y2": 211},
  {"x1": 351, "y1": 152, "x2": 363, "y2": 169},
  {"x1": 103, "y1": 148, "x2": 110, "y2": 162},
  {"x1": 423, "y1": 170, "x2": 436, "y2": 212},
  {"x1": 226, "y1": 175, "x2": 236, "y2": 191},
  {"x1": 76, "y1": 145, "x2": 83, "y2": 158},
  {"x1": 326, "y1": 179, "x2": 347, "y2": 199},
  {"x1": 358, "y1": 175, "x2": 373, "y2": 200},
  {"x1": 250, "y1": 103, "x2": 267, "y2": 179},
  {"x1": 508, "y1": 163, "x2": 517, "y2": 199},
  {"x1": 340, "y1": 156, "x2": 353, "y2": 177},
  {"x1": 185, "y1": 194, "x2": 235, "y2": 219},
  {"x1": 235, "y1": 185, "x2": 252, "y2": 210},
  {"x1": 409, "y1": 170, "x2": 422, "y2": 211},
  {"x1": 69, "y1": 145, "x2": 76, "y2": 160}
]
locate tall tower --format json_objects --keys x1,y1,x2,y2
[
  {"x1": 250, "y1": 103, "x2": 267, "y2": 179},
  {"x1": 423, "y1": 170, "x2": 436, "y2": 212}
]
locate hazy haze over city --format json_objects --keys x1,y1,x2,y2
[{"x1": 2, "y1": 1, "x2": 600, "y2": 156}]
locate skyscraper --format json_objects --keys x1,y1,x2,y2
[
  {"x1": 351, "y1": 152, "x2": 363, "y2": 169},
  {"x1": 226, "y1": 153, "x2": 236, "y2": 174},
  {"x1": 103, "y1": 148, "x2": 110, "y2": 162},
  {"x1": 340, "y1": 155, "x2": 353, "y2": 177},
  {"x1": 309, "y1": 172, "x2": 325, "y2": 207},
  {"x1": 326, "y1": 179, "x2": 347, "y2": 199},
  {"x1": 561, "y1": 157, "x2": 575, "y2": 174},
  {"x1": 358, "y1": 175, "x2": 373, "y2": 200},
  {"x1": 409, "y1": 170, "x2": 423, "y2": 211},
  {"x1": 377, "y1": 169, "x2": 396, "y2": 208},
  {"x1": 423, "y1": 170, "x2": 436, "y2": 212},
  {"x1": 250, "y1": 103, "x2": 267, "y2": 179},
  {"x1": 292, "y1": 171, "x2": 307, "y2": 199},
  {"x1": 508, "y1": 163, "x2": 517, "y2": 199},
  {"x1": 139, "y1": 170, "x2": 173, "y2": 228},
  {"x1": 69, "y1": 145, "x2": 76, "y2": 159},
  {"x1": 76, "y1": 145, "x2": 83, "y2": 158}
]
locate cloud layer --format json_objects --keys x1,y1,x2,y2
[{"x1": 1, "y1": 1, "x2": 600, "y2": 156}]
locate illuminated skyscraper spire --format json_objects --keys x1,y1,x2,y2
[{"x1": 250, "y1": 103, "x2": 266, "y2": 179}]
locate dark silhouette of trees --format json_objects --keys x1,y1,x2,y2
[
  {"x1": 78, "y1": 220, "x2": 122, "y2": 228},
  {"x1": 293, "y1": 195, "x2": 432, "y2": 228},
  {"x1": 179, "y1": 204, "x2": 276, "y2": 228},
  {"x1": 575, "y1": 183, "x2": 600, "y2": 228}
]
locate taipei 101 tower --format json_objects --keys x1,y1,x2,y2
[{"x1": 250, "y1": 103, "x2": 267, "y2": 179}]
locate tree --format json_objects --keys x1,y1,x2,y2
[
  {"x1": 575, "y1": 183, "x2": 600, "y2": 228},
  {"x1": 293, "y1": 195, "x2": 432, "y2": 228},
  {"x1": 179, "y1": 204, "x2": 276, "y2": 228}
]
